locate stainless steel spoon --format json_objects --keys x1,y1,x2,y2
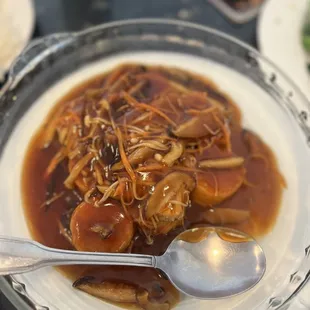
[{"x1": 0, "y1": 226, "x2": 266, "y2": 299}]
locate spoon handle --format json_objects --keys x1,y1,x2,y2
[{"x1": 0, "y1": 236, "x2": 156, "y2": 276}]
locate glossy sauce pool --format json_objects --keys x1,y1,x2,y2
[{"x1": 21, "y1": 64, "x2": 284, "y2": 309}]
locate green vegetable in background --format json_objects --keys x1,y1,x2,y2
[{"x1": 303, "y1": 4, "x2": 310, "y2": 52}]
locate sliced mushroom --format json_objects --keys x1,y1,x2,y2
[
  {"x1": 177, "y1": 91, "x2": 209, "y2": 111},
  {"x1": 156, "y1": 187, "x2": 185, "y2": 222},
  {"x1": 172, "y1": 108, "x2": 223, "y2": 138},
  {"x1": 70, "y1": 202, "x2": 134, "y2": 252},
  {"x1": 67, "y1": 155, "x2": 94, "y2": 193},
  {"x1": 137, "y1": 290, "x2": 170, "y2": 310},
  {"x1": 199, "y1": 157, "x2": 244, "y2": 169},
  {"x1": 74, "y1": 277, "x2": 172, "y2": 309},
  {"x1": 192, "y1": 167, "x2": 245, "y2": 206},
  {"x1": 137, "y1": 290, "x2": 151, "y2": 306},
  {"x1": 74, "y1": 278, "x2": 137, "y2": 303},
  {"x1": 157, "y1": 204, "x2": 184, "y2": 222},
  {"x1": 112, "y1": 147, "x2": 155, "y2": 171},
  {"x1": 146, "y1": 172, "x2": 195, "y2": 220},
  {"x1": 207, "y1": 97, "x2": 226, "y2": 113},
  {"x1": 203, "y1": 208, "x2": 250, "y2": 225},
  {"x1": 162, "y1": 142, "x2": 184, "y2": 167},
  {"x1": 180, "y1": 154, "x2": 197, "y2": 168},
  {"x1": 128, "y1": 140, "x2": 169, "y2": 152}
]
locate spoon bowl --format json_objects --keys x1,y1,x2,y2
[
  {"x1": 156, "y1": 227, "x2": 266, "y2": 299},
  {"x1": 0, "y1": 226, "x2": 266, "y2": 299}
]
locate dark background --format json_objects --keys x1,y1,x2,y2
[{"x1": 0, "y1": 0, "x2": 257, "y2": 309}]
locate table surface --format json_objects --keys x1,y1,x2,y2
[{"x1": 0, "y1": 0, "x2": 257, "y2": 309}]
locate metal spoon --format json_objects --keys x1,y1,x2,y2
[{"x1": 0, "y1": 226, "x2": 265, "y2": 299}]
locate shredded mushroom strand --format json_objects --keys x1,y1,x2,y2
[{"x1": 199, "y1": 157, "x2": 244, "y2": 169}]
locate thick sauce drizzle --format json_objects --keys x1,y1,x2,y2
[{"x1": 22, "y1": 64, "x2": 284, "y2": 309}]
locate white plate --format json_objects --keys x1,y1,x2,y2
[
  {"x1": 0, "y1": 0, "x2": 34, "y2": 80},
  {"x1": 258, "y1": 0, "x2": 310, "y2": 100}
]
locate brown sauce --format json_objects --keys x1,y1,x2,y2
[
  {"x1": 22, "y1": 64, "x2": 284, "y2": 309},
  {"x1": 176, "y1": 227, "x2": 211, "y2": 243},
  {"x1": 176, "y1": 227, "x2": 251, "y2": 243}
]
